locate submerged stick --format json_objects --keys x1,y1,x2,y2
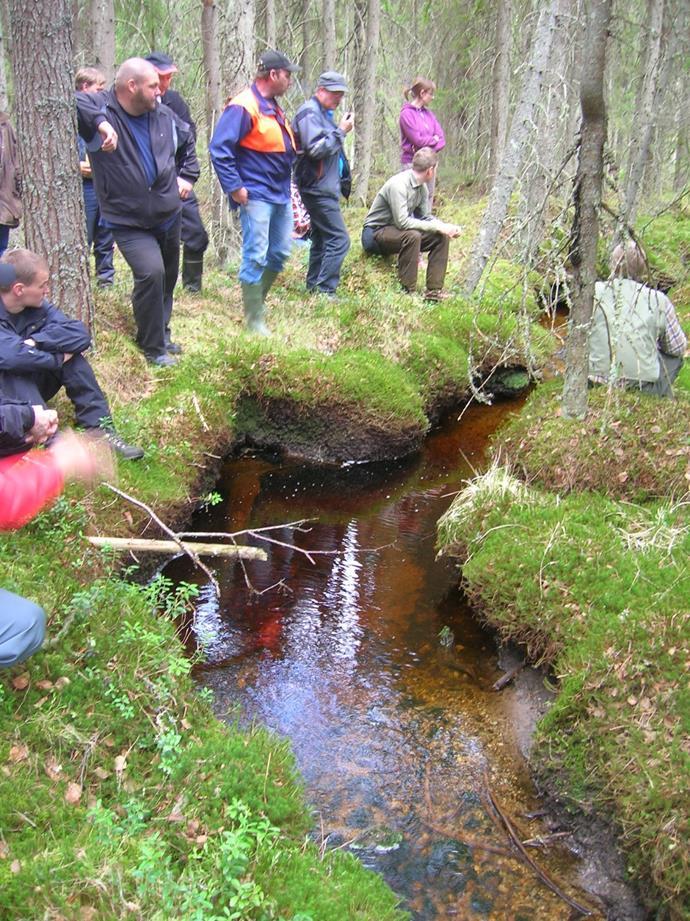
[
  {"x1": 87, "y1": 537, "x2": 267, "y2": 560},
  {"x1": 483, "y1": 772, "x2": 593, "y2": 916},
  {"x1": 492, "y1": 660, "x2": 525, "y2": 691}
]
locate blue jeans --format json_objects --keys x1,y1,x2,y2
[
  {"x1": 238, "y1": 199, "x2": 293, "y2": 285},
  {"x1": 300, "y1": 191, "x2": 350, "y2": 294},
  {"x1": 83, "y1": 181, "x2": 115, "y2": 284},
  {"x1": 0, "y1": 590, "x2": 46, "y2": 667}
]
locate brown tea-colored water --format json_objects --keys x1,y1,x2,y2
[{"x1": 166, "y1": 401, "x2": 604, "y2": 920}]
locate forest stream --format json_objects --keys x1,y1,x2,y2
[{"x1": 166, "y1": 398, "x2": 642, "y2": 920}]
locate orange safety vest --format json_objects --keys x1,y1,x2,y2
[{"x1": 230, "y1": 87, "x2": 296, "y2": 154}]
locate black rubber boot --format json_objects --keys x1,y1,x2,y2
[{"x1": 182, "y1": 248, "x2": 204, "y2": 293}]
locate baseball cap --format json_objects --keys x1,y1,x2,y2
[
  {"x1": 317, "y1": 71, "x2": 348, "y2": 92},
  {"x1": 258, "y1": 49, "x2": 300, "y2": 73},
  {"x1": 145, "y1": 52, "x2": 178, "y2": 74}
]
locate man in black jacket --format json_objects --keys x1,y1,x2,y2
[
  {"x1": 145, "y1": 52, "x2": 209, "y2": 293},
  {"x1": 76, "y1": 57, "x2": 200, "y2": 366},
  {"x1": 0, "y1": 253, "x2": 143, "y2": 459}
]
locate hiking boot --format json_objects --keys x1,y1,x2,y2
[
  {"x1": 424, "y1": 289, "x2": 449, "y2": 302},
  {"x1": 95, "y1": 429, "x2": 144, "y2": 461},
  {"x1": 146, "y1": 352, "x2": 178, "y2": 368},
  {"x1": 166, "y1": 341, "x2": 184, "y2": 355}
]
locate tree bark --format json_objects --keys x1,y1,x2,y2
[
  {"x1": 236, "y1": 0, "x2": 256, "y2": 84},
  {"x1": 353, "y1": 0, "x2": 380, "y2": 202},
  {"x1": 322, "y1": 0, "x2": 336, "y2": 70},
  {"x1": 619, "y1": 0, "x2": 665, "y2": 231},
  {"x1": 0, "y1": 16, "x2": 9, "y2": 112},
  {"x1": 265, "y1": 0, "x2": 276, "y2": 49},
  {"x1": 90, "y1": 0, "x2": 115, "y2": 83},
  {"x1": 562, "y1": 0, "x2": 612, "y2": 420},
  {"x1": 487, "y1": 0, "x2": 512, "y2": 186},
  {"x1": 6, "y1": 0, "x2": 93, "y2": 326},
  {"x1": 463, "y1": 0, "x2": 559, "y2": 295}
]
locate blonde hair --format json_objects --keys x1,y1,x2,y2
[
  {"x1": 0, "y1": 248, "x2": 49, "y2": 289},
  {"x1": 75, "y1": 66, "x2": 105, "y2": 91},
  {"x1": 611, "y1": 241, "x2": 648, "y2": 283},
  {"x1": 404, "y1": 77, "x2": 435, "y2": 101}
]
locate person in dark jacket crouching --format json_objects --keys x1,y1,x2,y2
[
  {"x1": 76, "y1": 57, "x2": 200, "y2": 366},
  {"x1": 0, "y1": 254, "x2": 143, "y2": 459}
]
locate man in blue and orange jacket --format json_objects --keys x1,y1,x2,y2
[{"x1": 209, "y1": 50, "x2": 299, "y2": 335}]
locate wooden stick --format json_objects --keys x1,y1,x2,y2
[
  {"x1": 492, "y1": 660, "x2": 525, "y2": 691},
  {"x1": 483, "y1": 772, "x2": 593, "y2": 916},
  {"x1": 87, "y1": 536, "x2": 267, "y2": 560}
]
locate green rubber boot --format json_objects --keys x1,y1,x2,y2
[
  {"x1": 261, "y1": 268, "x2": 281, "y2": 301},
  {"x1": 241, "y1": 282, "x2": 269, "y2": 336}
]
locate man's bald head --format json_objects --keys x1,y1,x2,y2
[{"x1": 114, "y1": 58, "x2": 160, "y2": 115}]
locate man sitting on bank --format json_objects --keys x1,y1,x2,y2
[
  {"x1": 361, "y1": 147, "x2": 461, "y2": 301},
  {"x1": 589, "y1": 241, "x2": 687, "y2": 397},
  {"x1": 0, "y1": 251, "x2": 143, "y2": 459}
]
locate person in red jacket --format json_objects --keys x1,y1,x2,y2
[{"x1": 0, "y1": 403, "x2": 107, "y2": 668}]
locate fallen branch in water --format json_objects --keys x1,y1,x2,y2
[
  {"x1": 419, "y1": 818, "x2": 513, "y2": 858},
  {"x1": 492, "y1": 660, "x2": 525, "y2": 691},
  {"x1": 101, "y1": 483, "x2": 220, "y2": 596},
  {"x1": 483, "y1": 771, "x2": 593, "y2": 916}
]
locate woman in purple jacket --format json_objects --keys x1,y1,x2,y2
[{"x1": 399, "y1": 78, "x2": 445, "y2": 207}]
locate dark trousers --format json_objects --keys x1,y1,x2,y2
[
  {"x1": 365, "y1": 225, "x2": 449, "y2": 293},
  {"x1": 83, "y1": 182, "x2": 114, "y2": 284},
  {"x1": 112, "y1": 218, "x2": 181, "y2": 358},
  {"x1": 299, "y1": 191, "x2": 350, "y2": 294},
  {"x1": 0, "y1": 353, "x2": 111, "y2": 431},
  {"x1": 180, "y1": 192, "x2": 209, "y2": 256}
]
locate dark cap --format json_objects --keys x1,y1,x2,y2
[
  {"x1": 0, "y1": 263, "x2": 17, "y2": 288},
  {"x1": 145, "y1": 52, "x2": 178, "y2": 74},
  {"x1": 317, "y1": 71, "x2": 348, "y2": 92},
  {"x1": 258, "y1": 49, "x2": 300, "y2": 73}
]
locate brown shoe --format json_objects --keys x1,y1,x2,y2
[{"x1": 424, "y1": 289, "x2": 449, "y2": 302}]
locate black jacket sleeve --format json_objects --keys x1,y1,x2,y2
[{"x1": 0, "y1": 399, "x2": 34, "y2": 454}]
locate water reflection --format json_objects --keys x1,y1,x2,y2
[{"x1": 167, "y1": 400, "x2": 603, "y2": 920}]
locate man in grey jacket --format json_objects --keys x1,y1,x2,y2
[{"x1": 292, "y1": 72, "x2": 354, "y2": 297}]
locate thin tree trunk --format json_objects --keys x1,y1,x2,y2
[
  {"x1": 619, "y1": 0, "x2": 665, "y2": 231},
  {"x1": 6, "y1": 0, "x2": 93, "y2": 326},
  {"x1": 673, "y1": 72, "x2": 688, "y2": 193},
  {"x1": 90, "y1": 0, "x2": 115, "y2": 83},
  {"x1": 236, "y1": 0, "x2": 256, "y2": 83},
  {"x1": 562, "y1": 0, "x2": 612, "y2": 420},
  {"x1": 0, "y1": 17, "x2": 9, "y2": 112},
  {"x1": 265, "y1": 0, "x2": 276, "y2": 48},
  {"x1": 488, "y1": 0, "x2": 512, "y2": 186},
  {"x1": 464, "y1": 0, "x2": 559, "y2": 295},
  {"x1": 353, "y1": 0, "x2": 380, "y2": 202},
  {"x1": 322, "y1": 0, "x2": 336, "y2": 70},
  {"x1": 300, "y1": 0, "x2": 312, "y2": 94}
]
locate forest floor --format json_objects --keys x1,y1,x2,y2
[{"x1": 1, "y1": 195, "x2": 688, "y2": 919}]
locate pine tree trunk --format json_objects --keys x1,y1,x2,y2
[
  {"x1": 562, "y1": 0, "x2": 612, "y2": 420},
  {"x1": 265, "y1": 0, "x2": 276, "y2": 49},
  {"x1": 487, "y1": 0, "x2": 511, "y2": 186},
  {"x1": 619, "y1": 0, "x2": 665, "y2": 231},
  {"x1": 90, "y1": 0, "x2": 115, "y2": 83},
  {"x1": 353, "y1": 0, "x2": 380, "y2": 202},
  {"x1": 6, "y1": 0, "x2": 93, "y2": 327},
  {"x1": 463, "y1": 0, "x2": 558, "y2": 295}
]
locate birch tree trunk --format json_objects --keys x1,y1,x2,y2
[
  {"x1": 90, "y1": 0, "x2": 115, "y2": 83},
  {"x1": 487, "y1": 0, "x2": 512, "y2": 186},
  {"x1": 353, "y1": 0, "x2": 380, "y2": 202},
  {"x1": 6, "y1": 0, "x2": 93, "y2": 326},
  {"x1": 322, "y1": 0, "x2": 336, "y2": 70},
  {"x1": 236, "y1": 0, "x2": 256, "y2": 83},
  {"x1": 562, "y1": 0, "x2": 612, "y2": 420},
  {"x1": 463, "y1": 0, "x2": 558, "y2": 295},
  {"x1": 619, "y1": 0, "x2": 665, "y2": 231}
]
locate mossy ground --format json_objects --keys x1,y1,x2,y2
[
  {"x1": 1, "y1": 195, "x2": 544, "y2": 919},
  {"x1": 437, "y1": 205, "x2": 689, "y2": 919}
]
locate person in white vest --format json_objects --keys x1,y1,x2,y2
[{"x1": 589, "y1": 241, "x2": 686, "y2": 397}]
